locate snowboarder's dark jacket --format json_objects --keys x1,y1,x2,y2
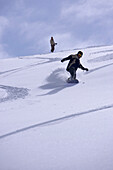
[{"x1": 61, "y1": 54, "x2": 87, "y2": 72}]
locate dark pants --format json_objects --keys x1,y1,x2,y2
[
  {"x1": 51, "y1": 45, "x2": 55, "y2": 52},
  {"x1": 68, "y1": 67, "x2": 76, "y2": 79}
]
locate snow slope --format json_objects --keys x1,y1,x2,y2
[{"x1": 0, "y1": 45, "x2": 113, "y2": 170}]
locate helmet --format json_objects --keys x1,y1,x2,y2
[{"x1": 77, "y1": 51, "x2": 83, "y2": 56}]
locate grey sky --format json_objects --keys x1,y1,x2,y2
[{"x1": 0, "y1": 0, "x2": 113, "y2": 58}]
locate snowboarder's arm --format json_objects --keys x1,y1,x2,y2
[
  {"x1": 61, "y1": 55, "x2": 72, "y2": 62},
  {"x1": 79, "y1": 64, "x2": 89, "y2": 71}
]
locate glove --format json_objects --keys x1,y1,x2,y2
[
  {"x1": 85, "y1": 68, "x2": 89, "y2": 71},
  {"x1": 61, "y1": 59, "x2": 65, "y2": 62}
]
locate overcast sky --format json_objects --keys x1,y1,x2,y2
[{"x1": 0, "y1": 0, "x2": 113, "y2": 58}]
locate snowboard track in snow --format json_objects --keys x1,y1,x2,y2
[
  {"x1": 0, "y1": 103, "x2": 113, "y2": 140},
  {"x1": 0, "y1": 85, "x2": 29, "y2": 103}
]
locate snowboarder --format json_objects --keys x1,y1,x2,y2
[
  {"x1": 61, "y1": 51, "x2": 89, "y2": 82},
  {"x1": 50, "y1": 37, "x2": 57, "y2": 52}
]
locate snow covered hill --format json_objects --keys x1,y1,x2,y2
[{"x1": 0, "y1": 45, "x2": 113, "y2": 170}]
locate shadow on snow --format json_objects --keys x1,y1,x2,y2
[{"x1": 38, "y1": 68, "x2": 76, "y2": 95}]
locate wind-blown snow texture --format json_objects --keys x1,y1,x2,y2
[{"x1": 0, "y1": 45, "x2": 113, "y2": 170}]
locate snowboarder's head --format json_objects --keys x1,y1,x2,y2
[{"x1": 77, "y1": 51, "x2": 83, "y2": 58}]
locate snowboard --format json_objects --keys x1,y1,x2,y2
[{"x1": 67, "y1": 78, "x2": 79, "y2": 84}]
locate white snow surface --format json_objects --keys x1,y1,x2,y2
[{"x1": 0, "y1": 45, "x2": 113, "y2": 170}]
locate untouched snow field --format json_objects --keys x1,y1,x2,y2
[{"x1": 0, "y1": 45, "x2": 113, "y2": 170}]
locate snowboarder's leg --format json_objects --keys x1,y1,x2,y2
[
  {"x1": 67, "y1": 67, "x2": 79, "y2": 83},
  {"x1": 69, "y1": 67, "x2": 76, "y2": 80},
  {"x1": 51, "y1": 45, "x2": 55, "y2": 52}
]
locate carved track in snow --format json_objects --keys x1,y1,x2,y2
[{"x1": 0, "y1": 103, "x2": 113, "y2": 140}]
